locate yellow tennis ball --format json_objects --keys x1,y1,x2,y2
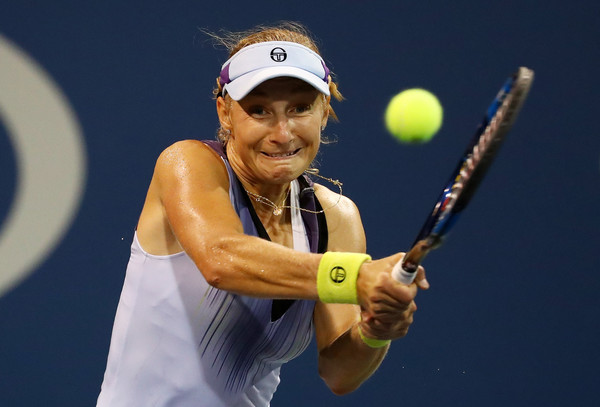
[{"x1": 384, "y1": 88, "x2": 443, "y2": 143}]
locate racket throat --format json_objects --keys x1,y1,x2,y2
[{"x1": 402, "y1": 235, "x2": 442, "y2": 273}]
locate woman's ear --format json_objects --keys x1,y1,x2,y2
[
  {"x1": 216, "y1": 96, "x2": 232, "y2": 131},
  {"x1": 321, "y1": 95, "x2": 331, "y2": 130}
]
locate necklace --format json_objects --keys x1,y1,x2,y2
[
  {"x1": 243, "y1": 169, "x2": 343, "y2": 216},
  {"x1": 245, "y1": 187, "x2": 290, "y2": 216}
]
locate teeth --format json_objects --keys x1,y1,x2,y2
[{"x1": 266, "y1": 150, "x2": 296, "y2": 157}]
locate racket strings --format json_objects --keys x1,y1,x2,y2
[
  {"x1": 441, "y1": 90, "x2": 514, "y2": 226},
  {"x1": 461, "y1": 92, "x2": 513, "y2": 182}
]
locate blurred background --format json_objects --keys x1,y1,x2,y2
[{"x1": 1, "y1": 1, "x2": 598, "y2": 406}]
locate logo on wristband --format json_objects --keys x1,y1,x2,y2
[{"x1": 330, "y1": 266, "x2": 346, "y2": 283}]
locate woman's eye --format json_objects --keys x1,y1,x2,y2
[
  {"x1": 249, "y1": 106, "x2": 266, "y2": 116},
  {"x1": 294, "y1": 104, "x2": 311, "y2": 114}
]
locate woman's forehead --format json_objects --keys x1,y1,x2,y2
[{"x1": 246, "y1": 77, "x2": 320, "y2": 98}]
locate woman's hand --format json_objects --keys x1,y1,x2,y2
[{"x1": 356, "y1": 253, "x2": 429, "y2": 340}]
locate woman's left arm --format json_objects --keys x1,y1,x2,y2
[
  {"x1": 313, "y1": 186, "x2": 420, "y2": 395},
  {"x1": 314, "y1": 301, "x2": 389, "y2": 395}
]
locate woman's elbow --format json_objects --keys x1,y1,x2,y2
[
  {"x1": 202, "y1": 266, "x2": 225, "y2": 288},
  {"x1": 192, "y1": 241, "x2": 234, "y2": 289},
  {"x1": 318, "y1": 365, "x2": 361, "y2": 396}
]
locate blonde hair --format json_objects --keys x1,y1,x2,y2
[{"x1": 204, "y1": 22, "x2": 343, "y2": 142}]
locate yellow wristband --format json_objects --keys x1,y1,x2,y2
[
  {"x1": 317, "y1": 252, "x2": 371, "y2": 304},
  {"x1": 357, "y1": 325, "x2": 391, "y2": 349}
]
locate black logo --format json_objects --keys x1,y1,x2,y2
[
  {"x1": 270, "y1": 47, "x2": 287, "y2": 62},
  {"x1": 330, "y1": 267, "x2": 346, "y2": 284}
]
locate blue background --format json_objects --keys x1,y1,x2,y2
[{"x1": 1, "y1": 0, "x2": 599, "y2": 406}]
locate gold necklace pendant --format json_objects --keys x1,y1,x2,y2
[
  {"x1": 243, "y1": 170, "x2": 344, "y2": 215},
  {"x1": 245, "y1": 188, "x2": 289, "y2": 216}
]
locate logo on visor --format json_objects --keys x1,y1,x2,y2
[{"x1": 270, "y1": 47, "x2": 287, "y2": 62}]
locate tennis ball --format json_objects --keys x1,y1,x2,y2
[{"x1": 384, "y1": 88, "x2": 443, "y2": 143}]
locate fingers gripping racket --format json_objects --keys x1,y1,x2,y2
[{"x1": 392, "y1": 67, "x2": 534, "y2": 284}]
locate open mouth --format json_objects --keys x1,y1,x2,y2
[{"x1": 261, "y1": 148, "x2": 301, "y2": 158}]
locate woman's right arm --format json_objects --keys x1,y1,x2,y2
[{"x1": 136, "y1": 139, "x2": 323, "y2": 300}]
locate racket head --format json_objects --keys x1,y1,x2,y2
[{"x1": 402, "y1": 67, "x2": 534, "y2": 272}]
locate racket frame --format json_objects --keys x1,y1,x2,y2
[{"x1": 396, "y1": 67, "x2": 534, "y2": 282}]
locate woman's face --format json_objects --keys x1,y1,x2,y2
[{"x1": 219, "y1": 77, "x2": 329, "y2": 186}]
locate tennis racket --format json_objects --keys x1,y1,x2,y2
[{"x1": 392, "y1": 66, "x2": 534, "y2": 284}]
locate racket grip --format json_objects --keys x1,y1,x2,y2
[{"x1": 391, "y1": 255, "x2": 417, "y2": 285}]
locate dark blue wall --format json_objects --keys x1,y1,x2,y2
[{"x1": 1, "y1": 1, "x2": 599, "y2": 406}]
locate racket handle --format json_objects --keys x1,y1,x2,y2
[
  {"x1": 391, "y1": 255, "x2": 417, "y2": 285},
  {"x1": 392, "y1": 240, "x2": 432, "y2": 284}
]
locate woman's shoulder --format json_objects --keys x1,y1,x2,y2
[
  {"x1": 159, "y1": 139, "x2": 221, "y2": 157},
  {"x1": 313, "y1": 183, "x2": 360, "y2": 221},
  {"x1": 154, "y1": 139, "x2": 227, "y2": 181},
  {"x1": 156, "y1": 139, "x2": 224, "y2": 166},
  {"x1": 313, "y1": 183, "x2": 365, "y2": 252}
]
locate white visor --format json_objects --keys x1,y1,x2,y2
[{"x1": 219, "y1": 41, "x2": 330, "y2": 101}]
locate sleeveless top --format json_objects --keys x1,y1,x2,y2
[{"x1": 96, "y1": 140, "x2": 327, "y2": 407}]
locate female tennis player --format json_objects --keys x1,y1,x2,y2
[{"x1": 97, "y1": 22, "x2": 428, "y2": 407}]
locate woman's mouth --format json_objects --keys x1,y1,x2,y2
[{"x1": 261, "y1": 148, "x2": 301, "y2": 158}]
